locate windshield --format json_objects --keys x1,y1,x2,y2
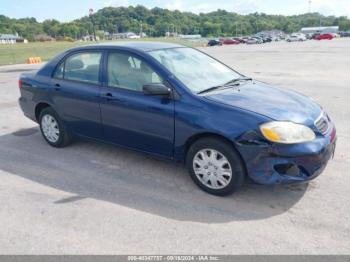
[{"x1": 148, "y1": 47, "x2": 241, "y2": 94}]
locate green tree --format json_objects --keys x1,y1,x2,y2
[{"x1": 1, "y1": 7, "x2": 350, "y2": 41}]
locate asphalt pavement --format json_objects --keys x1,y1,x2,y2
[{"x1": 0, "y1": 39, "x2": 349, "y2": 254}]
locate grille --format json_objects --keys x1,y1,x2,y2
[{"x1": 314, "y1": 113, "x2": 330, "y2": 135}]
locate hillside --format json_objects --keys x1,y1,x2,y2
[{"x1": 1, "y1": 5, "x2": 350, "y2": 41}]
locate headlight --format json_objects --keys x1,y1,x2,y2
[{"x1": 260, "y1": 121, "x2": 315, "y2": 144}]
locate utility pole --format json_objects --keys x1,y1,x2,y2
[
  {"x1": 140, "y1": 20, "x2": 143, "y2": 38},
  {"x1": 308, "y1": 0, "x2": 312, "y2": 13},
  {"x1": 134, "y1": 19, "x2": 143, "y2": 37},
  {"x1": 89, "y1": 8, "x2": 97, "y2": 41}
]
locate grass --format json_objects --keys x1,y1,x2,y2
[
  {"x1": 0, "y1": 38, "x2": 206, "y2": 65},
  {"x1": 0, "y1": 41, "x2": 84, "y2": 65}
]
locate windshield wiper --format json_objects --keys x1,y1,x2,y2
[
  {"x1": 224, "y1": 76, "x2": 252, "y2": 86},
  {"x1": 197, "y1": 85, "x2": 224, "y2": 94},
  {"x1": 197, "y1": 76, "x2": 252, "y2": 95}
]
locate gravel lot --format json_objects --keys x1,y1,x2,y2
[{"x1": 0, "y1": 39, "x2": 349, "y2": 254}]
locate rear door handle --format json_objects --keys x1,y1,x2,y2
[{"x1": 54, "y1": 83, "x2": 61, "y2": 91}]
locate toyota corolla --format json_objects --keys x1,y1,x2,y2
[{"x1": 18, "y1": 42, "x2": 336, "y2": 196}]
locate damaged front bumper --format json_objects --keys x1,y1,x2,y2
[{"x1": 236, "y1": 126, "x2": 337, "y2": 185}]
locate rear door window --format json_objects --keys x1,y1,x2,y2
[{"x1": 55, "y1": 52, "x2": 102, "y2": 84}]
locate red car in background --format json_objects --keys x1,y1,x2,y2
[
  {"x1": 220, "y1": 38, "x2": 240, "y2": 45},
  {"x1": 314, "y1": 33, "x2": 334, "y2": 40}
]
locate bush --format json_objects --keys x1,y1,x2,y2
[{"x1": 63, "y1": 36, "x2": 75, "y2": 42}]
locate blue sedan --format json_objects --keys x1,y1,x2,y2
[{"x1": 18, "y1": 42, "x2": 336, "y2": 195}]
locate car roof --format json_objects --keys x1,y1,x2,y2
[{"x1": 71, "y1": 41, "x2": 185, "y2": 52}]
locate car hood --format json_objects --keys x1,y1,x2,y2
[{"x1": 204, "y1": 81, "x2": 322, "y2": 125}]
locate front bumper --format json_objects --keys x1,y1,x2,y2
[{"x1": 237, "y1": 126, "x2": 336, "y2": 185}]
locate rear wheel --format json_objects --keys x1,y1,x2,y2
[
  {"x1": 186, "y1": 137, "x2": 245, "y2": 196},
  {"x1": 39, "y1": 107, "x2": 72, "y2": 147}
]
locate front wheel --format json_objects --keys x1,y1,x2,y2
[
  {"x1": 39, "y1": 107, "x2": 72, "y2": 147},
  {"x1": 186, "y1": 137, "x2": 245, "y2": 196}
]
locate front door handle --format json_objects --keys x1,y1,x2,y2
[{"x1": 102, "y1": 92, "x2": 124, "y2": 102}]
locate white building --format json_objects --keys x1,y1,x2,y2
[
  {"x1": 178, "y1": 34, "x2": 201, "y2": 39},
  {"x1": 300, "y1": 26, "x2": 339, "y2": 34},
  {"x1": 107, "y1": 32, "x2": 144, "y2": 39},
  {"x1": 0, "y1": 34, "x2": 20, "y2": 44}
]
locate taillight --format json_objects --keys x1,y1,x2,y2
[{"x1": 18, "y1": 79, "x2": 23, "y2": 89}]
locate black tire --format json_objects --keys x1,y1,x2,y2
[
  {"x1": 39, "y1": 107, "x2": 72, "y2": 148},
  {"x1": 186, "y1": 137, "x2": 245, "y2": 196}
]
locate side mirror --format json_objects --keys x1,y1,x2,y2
[{"x1": 143, "y1": 83, "x2": 171, "y2": 96}]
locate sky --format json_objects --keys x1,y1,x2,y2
[{"x1": 1, "y1": 0, "x2": 350, "y2": 22}]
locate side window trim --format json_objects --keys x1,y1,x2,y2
[
  {"x1": 106, "y1": 50, "x2": 163, "y2": 92},
  {"x1": 52, "y1": 60, "x2": 65, "y2": 80},
  {"x1": 52, "y1": 50, "x2": 103, "y2": 86}
]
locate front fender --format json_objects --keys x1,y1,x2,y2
[{"x1": 173, "y1": 94, "x2": 271, "y2": 161}]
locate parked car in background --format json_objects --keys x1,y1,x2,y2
[
  {"x1": 286, "y1": 35, "x2": 299, "y2": 42},
  {"x1": 220, "y1": 38, "x2": 240, "y2": 45},
  {"x1": 262, "y1": 36, "x2": 272, "y2": 43},
  {"x1": 207, "y1": 39, "x2": 222, "y2": 47},
  {"x1": 340, "y1": 31, "x2": 350, "y2": 37},
  {"x1": 314, "y1": 33, "x2": 334, "y2": 40},
  {"x1": 294, "y1": 33, "x2": 307, "y2": 41},
  {"x1": 270, "y1": 36, "x2": 280, "y2": 41},
  {"x1": 233, "y1": 37, "x2": 246, "y2": 43},
  {"x1": 242, "y1": 37, "x2": 250, "y2": 42},
  {"x1": 311, "y1": 33, "x2": 319, "y2": 39},
  {"x1": 305, "y1": 33, "x2": 314, "y2": 39},
  {"x1": 287, "y1": 33, "x2": 306, "y2": 42},
  {"x1": 255, "y1": 36, "x2": 264, "y2": 43},
  {"x1": 18, "y1": 42, "x2": 336, "y2": 196},
  {"x1": 246, "y1": 38, "x2": 257, "y2": 44},
  {"x1": 246, "y1": 37, "x2": 263, "y2": 44}
]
